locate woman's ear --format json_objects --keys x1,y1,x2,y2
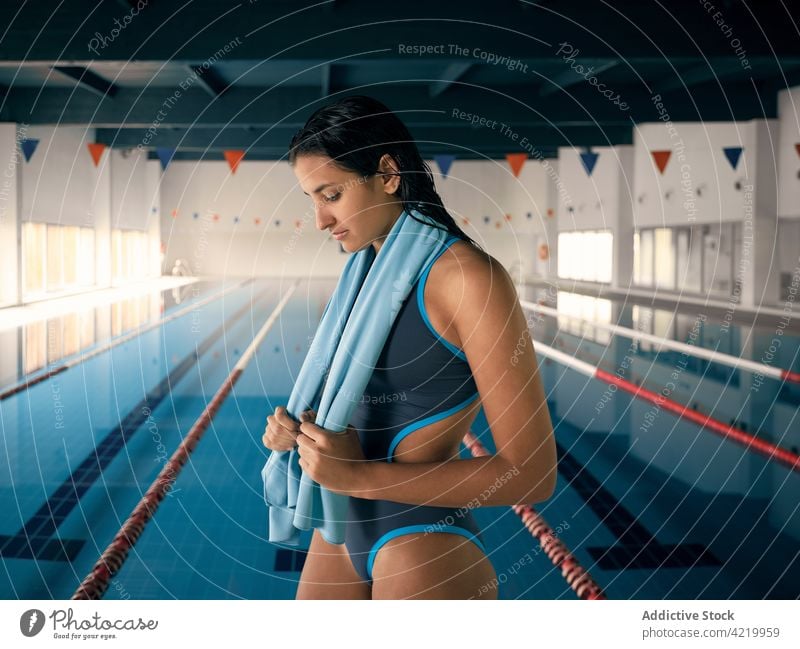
[{"x1": 378, "y1": 154, "x2": 401, "y2": 195}]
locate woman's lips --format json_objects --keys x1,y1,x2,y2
[{"x1": 333, "y1": 230, "x2": 348, "y2": 240}]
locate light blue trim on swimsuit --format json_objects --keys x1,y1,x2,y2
[
  {"x1": 366, "y1": 523, "x2": 488, "y2": 581},
  {"x1": 416, "y1": 235, "x2": 467, "y2": 361},
  {"x1": 386, "y1": 391, "x2": 480, "y2": 462}
]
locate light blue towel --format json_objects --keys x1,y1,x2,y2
[{"x1": 261, "y1": 206, "x2": 453, "y2": 545}]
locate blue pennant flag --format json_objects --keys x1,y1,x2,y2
[
  {"x1": 722, "y1": 146, "x2": 743, "y2": 170},
  {"x1": 156, "y1": 147, "x2": 176, "y2": 170},
  {"x1": 579, "y1": 150, "x2": 599, "y2": 176},
  {"x1": 434, "y1": 154, "x2": 456, "y2": 179},
  {"x1": 20, "y1": 138, "x2": 39, "y2": 162}
]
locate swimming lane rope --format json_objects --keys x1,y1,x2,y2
[
  {"x1": 463, "y1": 430, "x2": 607, "y2": 600},
  {"x1": 71, "y1": 280, "x2": 298, "y2": 599}
]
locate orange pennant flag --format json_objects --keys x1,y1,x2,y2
[
  {"x1": 651, "y1": 150, "x2": 671, "y2": 175},
  {"x1": 506, "y1": 153, "x2": 528, "y2": 178},
  {"x1": 87, "y1": 143, "x2": 107, "y2": 167},
  {"x1": 224, "y1": 150, "x2": 246, "y2": 174}
]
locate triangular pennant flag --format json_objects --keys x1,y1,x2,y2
[
  {"x1": 87, "y1": 143, "x2": 107, "y2": 167},
  {"x1": 224, "y1": 150, "x2": 245, "y2": 174},
  {"x1": 579, "y1": 150, "x2": 599, "y2": 176},
  {"x1": 433, "y1": 154, "x2": 455, "y2": 179},
  {"x1": 20, "y1": 138, "x2": 39, "y2": 162},
  {"x1": 651, "y1": 150, "x2": 671, "y2": 175},
  {"x1": 156, "y1": 148, "x2": 176, "y2": 171},
  {"x1": 795, "y1": 143, "x2": 800, "y2": 158},
  {"x1": 722, "y1": 146, "x2": 743, "y2": 170},
  {"x1": 506, "y1": 153, "x2": 528, "y2": 178}
]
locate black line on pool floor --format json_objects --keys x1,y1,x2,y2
[
  {"x1": 554, "y1": 436, "x2": 721, "y2": 571},
  {"x1": 0, "y1": 290, "x2": 266, "y2": 562}
]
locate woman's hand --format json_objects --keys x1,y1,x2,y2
[
  {"x1": 262, "y1": 406, "x2": 316, "y2": 451},
  {"x1": 296, "y1": 420, "x2": 367, "y2": 496}
]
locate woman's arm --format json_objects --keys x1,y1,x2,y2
[
  {"x1": 354, "y1": 248, "x2": 558, "y2": 507},
  {"x1": 351, "y1": 452, "x2": 552, "y2": 508}
]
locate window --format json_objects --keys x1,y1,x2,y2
[
  {"x1": 22, "y1": 222, "x2": 47, "y2": 296},
  {"x1": 78, "y1": 228, "x2": 95, "y2": 286},
  {"x1": 776, "y1": 219, "x2": 800, "y2": 305},
  {"x1": 22, "y1": 222, "x2": 97, "y2": 300},
  {"x1": 676, "y1": 228, "x2": 702, "y2": 293},
  {"x1": 46, "y1": 225, "x2": 64, "y2": 291},
  {"x1": 654, "y1": 228, "x2": 675, "y2": 290},
  {"x1": 557, "y1": 229, "x2": 613, "y2": 283},
  {"x1": 638, "y1": 229, "x2": 654, "y2": 286},
  {"x1": 112, "y1": 229, "x2": 149, "y2": 284},
  {"x1": 634, "y1": 224, "x2": 737, "y2": 297}
]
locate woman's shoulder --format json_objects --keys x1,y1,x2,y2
[
  {"x1": 433, "y1": 239, "x2": 511, "y2": 289},
  {"x1": 426, "y1": 239, "x2": 518, "y2": 325}
]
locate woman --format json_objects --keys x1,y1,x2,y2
[{"x1": 262, "y1": 95, "x2": 557, "y2": 599}]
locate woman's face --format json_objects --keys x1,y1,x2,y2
[{"x1": 293, "y1": 153, "x2": 402, "y2": 253}]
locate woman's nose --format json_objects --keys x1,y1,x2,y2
[{"x1": 315, "y1": 204, "x2": 335, "y2": 231}]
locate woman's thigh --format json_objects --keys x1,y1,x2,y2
[
  {"x1": 295, "y1": 529, "x2": 371, "y2": 600},
  {"x1": 370, "y1": 531, "x2": 498, "y2": 600}
]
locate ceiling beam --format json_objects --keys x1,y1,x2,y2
[
  {"x1": 147, "y1": 148, "x2": 566, "y2": 161},
  {"x1": 97, "y1": 122, "x2": 633, "y2": 154},
  {"x1": 188, "y1": 64, "x2": 230, "y2": 97},
  {"x1": 657, "y1": 58, "x2": 756, "y2": 93},
  {"x1": 51, "y1": 66, "x2": 118, "y2": 99},
  {"x1": 539, "y1": 59, "x2": 619, "y2": 97},
  {"x1": 429, "y1": 63, "x2": 473, "y2": 98},
  {"x1": 0, "y1": 80, "x2": 780, "y2": 128}
]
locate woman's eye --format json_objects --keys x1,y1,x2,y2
[{"x1": 323, "y1": 193, "x2": 341, "y2": 202}]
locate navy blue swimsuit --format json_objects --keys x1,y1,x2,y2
[{"x1": 344, "y1": 236, "x2": 488, "y2": 583}]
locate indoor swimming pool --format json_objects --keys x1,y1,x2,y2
[{"x1": 2, "y1": 279, "x2": 797, "y2": 599}]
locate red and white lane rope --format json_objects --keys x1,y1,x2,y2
[
  {"x1": 521, "y1": 300, "x2": 800, "y2": 385},
  {"x1": 462, "y1": 431, "x2": 606, "y2": 600},
  {"x1": 0, "y1": 279, "x2": 253, "y2": 401},
  {"x1": 71, "y1": 280, "x2": 298, "y2": 599},
  {"x1": 534, "y1": 340, "x2": 800, "y2": 472}
]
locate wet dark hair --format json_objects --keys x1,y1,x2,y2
[{"x1": 288, "y1": 95, "x2": 482, "y2": 250}]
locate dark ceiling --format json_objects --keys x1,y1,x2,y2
[{"x1": 1, "y1": 0, "x2": 799, "y2": 160}]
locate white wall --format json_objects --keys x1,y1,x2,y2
[
  {"x1": 778, "y1": 86, "x2": 800, "y2": 218},
  {"x1": 145, "y1": 159, "x2": 162, "y2": 278},
  {"x1": 632, "y1": 120, "x2": 777, "y2": 228},
  {"x1": 0, "y1": 124, "x2": 159, "y2": 305},
  {"x1": 159, "y1": 159, "x2": 332, "y2": 278},
  {"x1": 159, "y1": 157, "x2": 555, "y2": 279},
  {"x1": 21, "y1": 126, "x2": 102, "y2": 227},
  {"x1": 111, "y1": 147, "x2": 151, "y2": 230}
]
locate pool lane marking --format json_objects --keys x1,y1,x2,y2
[
  {"x1": 521, "y1": 300, "x2": 800, "y2": 384},
  {"x1": 534, "y1": 340, "x2": 800, "y2": 472},
  {"x1": 0, "y1": 285, "x2": 271, "y2": 562},
  {"x1": 72, "y1": 280, "x2": 298, "y2": 598}
]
